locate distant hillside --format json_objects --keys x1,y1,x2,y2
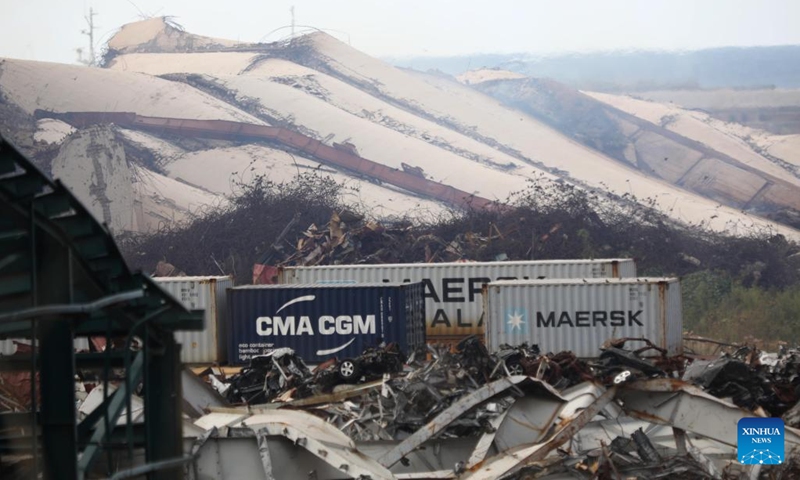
[
  {"x1": 388, "y1": 45, "x2": 800, "y2": 90},
  {"x1": 2, "y1": 17, "x2": 800, "y2": 240},
  {"x1": 454, "y1": 71, "x2": 800, "y2": 229}
]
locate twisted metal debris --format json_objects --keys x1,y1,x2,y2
[{"x1": 190, "y1": 338, "x2": 800, "y2": 479}]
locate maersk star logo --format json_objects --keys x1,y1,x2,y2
[{"x1": 506, "y1": 308, "x2": 527, "y2": 333}]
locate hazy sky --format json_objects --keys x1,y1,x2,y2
[{"x1": 3, "y1": 0, "x2": 800, "y2": 64}]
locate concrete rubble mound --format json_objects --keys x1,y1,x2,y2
[{"x1": 182, "y1": 337, "x2": 800, "y2": 479}]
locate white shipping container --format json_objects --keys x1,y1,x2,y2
[
  {"x1": 155, "y1": 276, "x2": 234, "y2": 364},
  {"x1": 484, "y1": 278, "x2": 682, "y2": 357},
  {"x1": 279, "y1": 259, "x2": 636, "y2": 341}
]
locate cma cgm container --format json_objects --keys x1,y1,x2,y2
[
  {"x1": 155, "y1": 276, "x2": 234, "y2": 364},
  {"x1": 227, "y1": 282, "x2": 425, "y2": 364},
  {"x1": 484, "y1": 278, "x2": 682, "y2": 358},
  {"x1": 278, "y1": 259, "x2": 636, "y2": 342}
]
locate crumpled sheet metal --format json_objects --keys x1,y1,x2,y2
[
  {"x1": 181, "y1": 366, "x2": 229, "y2": 418},
  {"x1": 558, "y1": 380, "x2": 623, "y2": 420},
  {"x1": 187, "y1": 339, "x2": 800, "y2": 479},
  {"x1": 682, "y1": 344, "x2": 800, "y2": 417},
  {"x1": 192, "y1": 376, "x2": 798, "y2": 479},
  {"x1": 193, "y1": 412, "x2": 250, "y2": 433},
  {"x1": 357, "y1": 437, "x2": 480, "y2": 477},
  {"x1": 252, "y1": 340, "x2": 549, "y2": 443},
  {"x1": 491, "y1": 394, "x2": 564, "y2": 454},
  {"x1": 463, "y1": 386, "x2": 618, "y2": 479},
  {"x1": 572, "y1": 416, "x2": 735, "y2": 459},
  {"x1": 467, "y1": 407, "x2": 512, "y2": 469},
  {"x1": 617, "y1": 378, "x2": 800, "y2": 449},
  {"x1": 378, "y1": 375, "x2": 561, "y2": 468},
  {"x1": 193, "y1": 409, "x2": 394, "y2": 480},
  {"x1": 281, "y1": 378, "x2": 385, "y2": 407}
]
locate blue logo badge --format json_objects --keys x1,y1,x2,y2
[
  {"x1": 738, "y1": 417, "x2": 784, "y2": 464},
  {"x1": 505, "y1": 308, "x2": 527, "y2": 334}
]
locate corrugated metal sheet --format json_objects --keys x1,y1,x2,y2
[
  {"x1": 227, "y1": 283, "x2": 425, "y2": 365},
  {"x1": 666, "y1": 277, "x2": 684, "y2": 355},
  {"x1": 155, "y1": 276, "x2": 234, "y2": 364},
  {"x1": 279, "y1": 259, "x2": 637, "y2": 341},
  {"x1": 483, "y1": 278, "x2": 682, "y2": 357}
]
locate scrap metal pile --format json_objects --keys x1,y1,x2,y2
[
  {"x1": 249, "y1": 212, "x2": 509, "y2": 285},
  {"x1": 192, "y1": 338, "x2": 800, "y2": 478},
  {"x1": 218, "y1": 343, "x2": 408, "y2": 405},
  {"x1": 274, "y1": 213, "x2": 426, "y2": 268},
  {"x1": 684, "y1": 345, "x2": 800, "y2": 419}
]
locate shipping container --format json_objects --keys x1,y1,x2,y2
[
  {"x1": 483, "y1": 278, "x2": 682, "y2": 358},
  {"x1": 155, "y1": 276, "x2": 234, "y2": 364},
  {"x1": 226, "y1": 282, "x2": 425, "y2": 365},
  {"x1": 278, "y1": 259, "x2": 636, "y2": 342}
]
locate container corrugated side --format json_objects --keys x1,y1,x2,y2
[
  {"x1": 155, "y1": 276, "x2": 234, "y2": 364},
  {"x1": 227, "y1": 283, "x2": 425, "y2": 365},
  {"x1": 614, "y1": 260, "x2": 637, "y2": 278},
  {"x1": 278, "y1": 259, "x2": 636, "y2": 341},
  {"x1": 665, "y1": 279, "x2": 684, "y2": 355},
  {"x1": 484, "y1": 278, "x2": 682, "y2": 357}
]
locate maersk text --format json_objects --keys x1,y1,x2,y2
[{"x1": 535, "y1": 310, "x2": 644, "y2": 328}]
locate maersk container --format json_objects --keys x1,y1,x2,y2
[
  {"x1": 483, "y1": 277, "x2": 682, "y2": 358},
  {"x1": 277, "y1": 259, "x2": 636, "y2": 342},
  {"x1": 227, "y1": 282, "x2": 425, "y2": 365},
  {"x1": 155, "y1": 276, "x2": 234, "y2": 364}
]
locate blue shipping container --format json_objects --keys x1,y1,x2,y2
[{"x1": 227, "y1": 283, "x2": 425, "y2": 364}]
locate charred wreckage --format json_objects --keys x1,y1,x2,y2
[{"x1": 176, "y1": 337, "x2": 800, "y2": 479}]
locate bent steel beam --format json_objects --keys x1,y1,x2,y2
[
  {"x1": 0, "y1": 290, "x2": 144, "y2": 323},
  {"x1": 379, "y1": 375, "x2": 537, "y2": 468},
  {"x1": 43, "y1": 111, "x2": 499, "y2": 211},
  {"x1": 463, "y1": 385, "x2": 617, "y2": 480},
  {"x1": 218, "y1": 409, "x2": 394, "y2": 479},
  {"x1": 77, "y1": 352, "x2": 145, "y2": 478}
]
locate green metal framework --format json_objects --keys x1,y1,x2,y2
[{"x1": 0, "y1": 135, "x2": 203, "y2": 479}]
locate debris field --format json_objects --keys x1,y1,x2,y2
[{"x1": 182, "y1": 336, "x2": 800, "y2": 479}]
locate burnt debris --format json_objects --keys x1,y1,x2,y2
[{"x1": 183, "y1": 337, "x2": 800, "y2": 478}]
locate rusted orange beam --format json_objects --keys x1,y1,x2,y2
[{"x1": 39, "y1": 110, "x2": 498, "y2": 211}]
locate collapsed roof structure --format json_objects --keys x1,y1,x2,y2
[
  {"x1": 2, "y1": 17, "x2": 800, "y2": 239},
  {"x1": 182, "y1": 339, "x2": 800, "y2": 479}
]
